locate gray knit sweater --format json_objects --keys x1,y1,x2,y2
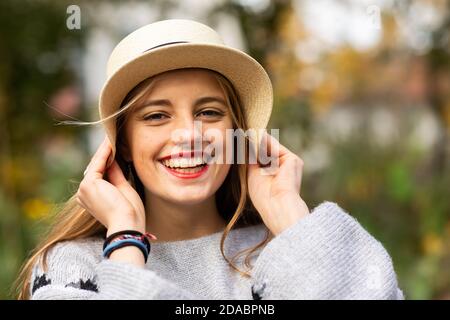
[{"x1": 29, "y1": 201, "x2": 405, "y2": 300}]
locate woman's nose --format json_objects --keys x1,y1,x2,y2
[{"x1": 171, "y1": 115, "x2": 204, "y2": 149}]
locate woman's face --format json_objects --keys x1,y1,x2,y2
[{"x1": 123, "y1": 69, "x2": 234, "y2": 205}]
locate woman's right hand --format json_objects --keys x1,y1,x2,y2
[{"x1": 76, "y1": 137, "x2": 146, "y2": 236}]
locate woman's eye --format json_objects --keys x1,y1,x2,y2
[
  {"x1": 143, "y1": 113, "x2": 168, "y2": 121},
  {"x1": 142, "y1": 110, "x2": 222, "y2": 121},
  {"x1": 198, "y1": 109, "x2": 222, "y2": 117}
]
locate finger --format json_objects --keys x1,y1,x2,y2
[
  {"x1": 106, "y1": 161, "x2": 138, "y2": 198},
  {"x1": 278, "y1": 155, "x2": 304, "y2": 188},
  {"x1": 85, "y1": 137, "x2": 112, "y2": 179},
  {"x1": 106, "y1": 160, "x2": 129, "y2": 188},
  {"x1": 106, "y1": 161, "x2": 142, "y2": 214},
  {"x1": 85, "y1": 136, "x2": 108, "y2": 169},
  {"x1": 257, "y1": 132, "x2": 290, "y2": 167},
  {"x1": 260, "y1": 131, "x2": 289, "y2": 158}
]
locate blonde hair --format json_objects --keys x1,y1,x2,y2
[{"x1": 13, "y1": 67, "x2": 273, "y2": 300}]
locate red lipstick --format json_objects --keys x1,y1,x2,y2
[{"x1": 161, "y1": 163, "x2": 209, "y2": 179}]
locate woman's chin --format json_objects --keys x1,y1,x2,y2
[{"x1": 165, "y1": 191, "x2": 210, "y2": 205}]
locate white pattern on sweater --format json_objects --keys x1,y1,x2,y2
[{"x1": 30, "y1": 201, "x2": 405, "y2": 299}]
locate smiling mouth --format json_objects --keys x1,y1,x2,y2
[
  {"x1": 158, "y1": 155, "x2": 211, "y2": 174},
  {"x1": 157, "y1": 150, "x2": 215, "y2": 174},
  {"x1": 159, "y1": 161, "x2": 208, "y2": 174}
]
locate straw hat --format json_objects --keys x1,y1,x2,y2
[{"x1": 99, "y1": 19, "x2": 273, "y2": 167}]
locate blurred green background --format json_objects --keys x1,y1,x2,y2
[{"x1": 0, "y1": 0, "x2": 449, "y2": 299}]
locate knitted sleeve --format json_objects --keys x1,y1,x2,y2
[
  {"x1": 250, "y1": 201, "x2": 405, "y2": 300},
  {"x1": 29, "y1": 239, "x2": 203, "y2": 300}
]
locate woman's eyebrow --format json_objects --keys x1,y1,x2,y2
[{"x1": 135, "y1": 96, "x2": 227, "y2": 111}]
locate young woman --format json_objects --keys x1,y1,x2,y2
[{"x1": 14, "y1": 19, "x2": 404, "y2": 300}]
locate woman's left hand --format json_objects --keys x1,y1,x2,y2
[{"x1": 247, "y1": 131, "x2": 310, "y2": 236}]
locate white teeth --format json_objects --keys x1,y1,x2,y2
[{"x1": 162, "y1": 156, "x2": 205, "y2": 168}]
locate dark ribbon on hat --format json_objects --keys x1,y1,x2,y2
[{"x1": 143, "y1": 41, "x2": 189, "y2": 53}]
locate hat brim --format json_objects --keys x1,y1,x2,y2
[{"x1": 99, "y1": 42, "x2": 273, "y2": 167}]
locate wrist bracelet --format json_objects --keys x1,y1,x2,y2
[
  {"x1": 103, "y1": 229, "x2": 157, "y2": 251},
  {"x1": 104, "y1": 230, "x2": 144, "y2": 250},
  {"x1": 103, "y1": 238, "x2": 149, "y2": 262},
  {"x1": 103, "y1": 230, "x2": 157, "y2": 264}
]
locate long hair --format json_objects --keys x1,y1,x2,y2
[{"x1": 13, "y1": 67, "x2": 273, "y2": 300}]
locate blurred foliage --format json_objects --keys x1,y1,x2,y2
[
  {"x1": 0, "y1": 0, "x2": 449, "y2": 299},
  {"x1": 0, "y1": 0, "x2": 89, "y2": 299}
]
